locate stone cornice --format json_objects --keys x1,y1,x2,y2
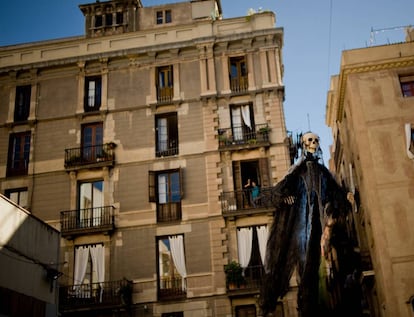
[
  {"x1": 0, "y1": 12, "x2": 281, "y2": 74},
  {"x1": 336, "y1": 57, "x2": 414, "y2": 122}
]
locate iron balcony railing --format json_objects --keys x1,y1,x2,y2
[
  {"x1": 158, "y1": 276, "x2": 186, "y2": 300},
  {"x1": 60, "y1": 206, "x2": 115, "y2": 237},
  {"x1": 218, "y1": 124, "x2": 270, "y2": 149},
  {"x1": 59, "y1": 279, "x2": 132, "y2": 312},
  {"x1": 157, "y1": 202, "x2": 181, "y2": 223},
  {"x1": 227, "y1": 265, "x2": 265, "y2": 291},
  {"x1": 64, "y1": 143, "x2": 115, "y2": 169},
  {"x1": 220, "y1": 187, "x2": 273, "y2": 215}
]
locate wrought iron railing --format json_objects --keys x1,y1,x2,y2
[
  {"x1": 156, "y1": 140, "x2": 178, "y2": 157},
  {"x1": 59, "y1": 279, "x2": 132, "y2": 311},
  {"x1": 227, "y1": 265, "x2": 265, "y2": 291},
  {"x1": 157, "y1": 202, "x2": 181, "y2": 223},
  {"x1": 60, "y1": 206, "x2": 115, "y2": 236},
  {"x1": 218, "y1": 124, "x2": 270, "y2": 149},
  {"x1": 158, "y1": 276, "x2": 186, "y2": 300},
  {"x1": 64, "y1": 143, "x2": 115, "y2": 168},
  {"x1": 220, "y1": 187, "x2": 272, "y2": 214}
]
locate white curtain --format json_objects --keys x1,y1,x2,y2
[
  {"x1": 405, "y1": 123, "x2": 414, "y2": 159},
  {"x1": 241, "y1": 105, "x2": 252, "y2": 129},
  {"x1": 90, "y1": 244, "x2": 105, "y2": 302},
  {"x1": 232, "y1": 108, "x2": 243, "y2": 141},
  {"x1": 169, "y1": 235, "x2": 187, "y2": 290},
  {"x1": 256, "y1": 225, "x2": 269, "y2": 268},
  {"x1": 237, "y1": 227, "x2": 253, "y2": 272},
  {"x1": 74, "y1": 246, "x2": 89, "y2": 288}
]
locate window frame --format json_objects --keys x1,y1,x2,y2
[
  {"x1": 7, "y1": 131, "x2": 31, "y2": 177},
  {"x1": 400, "y1": 75, "x2": 414, "y2": 97},
  {"x1": 14, "y1": 85, "x2": 31, "y2": 122},
  {"x1": 155, "y1": 112, "x2": 178, "y2": 157},
  {"x1": 5, "y1": 187, "x2": 28, "y2": 209},
  {"x1": 84, "y1": 76, "x2": 102, "y2": 112},
  {"x1": 156, "y1": 10, "x2": 172, "y2": 24},
  {"x1": 229, "y1": 56, "x2": 248, "y2": 92},
  {"x1": 156, "y1": 234, "x2": 186, "y2": 300},
  {"x1": 77, "y1": 180, "x2": 104, "y2": 228},
  {"x1": 81, "y1": 122, "x2": 103, "y2": 162},
  {"x1": 156, "y1": 65, "x2": 174, "y2": 102},
  {"x1": 149, "y1": 168, "x2": 183, "y2": 222}
]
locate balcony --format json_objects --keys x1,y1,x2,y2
[
  {"x1": 226, "y1": 265, "x2": 264, "y2": 296},
  {"x1": 220, "y1": 187, "x2": 272, "y2": 217},
  {"x1": 230, "y1": 76, "x2": 248, "y2": 93},
  {"x1": 59, "y1": 279, "x2": 132, "y2": 313},
  {"x1": 64, "y1": 143, "x2": 115, "y2": 170},
  {"x1": 218, "y1": 124, "x2": 270, "y2": 150},
  {"x1": 158, "y1": 276, "x2": 186, "y2": 301},
  {"x1": 157, "y1": 86, "x2": 173, "y2": 103},
  {"x1": 60, "y1": 206, "x2": 115, "y2": 238}
]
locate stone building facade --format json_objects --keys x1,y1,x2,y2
[
  {"x1": 326, "y1": 28, "x2": 414, "y2": 317},
  {"x1": 0, "y1": 0, "x2": 294, "y2": 316}
]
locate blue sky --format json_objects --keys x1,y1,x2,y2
[{"x1": 1, "y1": 0, "x2": 413, "y2": 163}]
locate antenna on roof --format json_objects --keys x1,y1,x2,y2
[{"x1": 369, "y1": 25, "x2": 411, "y2": 46}]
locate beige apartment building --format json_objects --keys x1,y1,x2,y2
[
  {"x1": 0, "y1": 0, "x2": 294, "y2": 316},
  {"x1": 326, "y1": 28, "x2": 414, "y2": 317}
]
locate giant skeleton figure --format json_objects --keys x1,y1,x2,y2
[{"x1": 260, "y1": 132, "x2": 353, "y2": 317}]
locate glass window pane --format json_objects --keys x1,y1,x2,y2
[
  {"x1": 158, "y1": 174, "x2": 168, "y2": 203},
  {"x1": 170, "y1": 172, "x2": 180, "y2": 202}
]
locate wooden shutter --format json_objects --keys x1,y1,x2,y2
[
  {"x1": 233, "y1": 161, "x2": 242, "y2": 192},
  {"x1": 179, "y1": 168, "x2": 184, "y2": 199},
  {"x1": 148, "y1": 171, "x2": 156, "y2": 202},
  {"x1": 259, "y1": 158, "x2": 270, "y2": 188}
]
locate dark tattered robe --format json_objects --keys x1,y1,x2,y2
[{"x1": 260, "y1": 156, "x2": 351, "y2": 317}]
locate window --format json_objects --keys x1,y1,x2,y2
[
  {"x1": 14, "y1": 85, "x2": 31, "y2": 122},
  {"x1": 156, "y1": 10, "x2": 172, "y2": 24},
  {"x1": 232, "y1": 159, "x2": 270, "y2": 210},
  {"x1": 84, "y1": 76, "x2": 102, "y2": 111},
  {"x1": 116, "y1": 12, "x2": 123, "y2": 25},
  {"x1": 73, "y1": 244, "x2": 104, "y2": 298},
  {"x1": 82, "y1": 122, "x2": 103, "y2": 162},
  {"x1": 157, "y1": 235, "x2": 187, "y2": 299},
  {"x1": 155, "y1": 113, "x2": 178, "y2": 157},
  {"x1": 78, "y1": 180, "x2": 104, "y2": 228},
  {"x1": 156, "y1": 65, "x2": 173, "y2": 102},
  {"x1": 149, "y1": 169, "x2": 182, "y2": 222},
  {"x1": 229, "y1": 56, "x2": 248, "y2": 92},
  {"x1": 236, "y1": 226, "x2": 268, "y2": 287},
  {"x1": 400, "y1": 75, "x2": 414, "y2": 97},
  {"x1": 235, "y1": 305, "x2": 256, "y2": 317},
  {"x1": 95, "y1": 15, "x2": 103, "y2": 28},
  {"x1": 105, "y1": 13, "x2": 112, "y2": 26},
  {"x1": 7, "y1": 131, "x2": 31, "y2": 177},
  {"x1": 5, "y1": 188, "x2": 28, "y2": 209},
  {"x1": 231, "y1": 104, "x2": 255, "y2": 143}
]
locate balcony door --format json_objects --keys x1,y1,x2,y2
[
  {"x1": 233, "y1": 159, "x2": 269, "y2": 209},
  {"x1": 231, "y1": 104, "x2": 254, "y2": 143},
  {"x1": 78, "y1": 180, "x2": 104, "y2": 228},
  {"x1": 82, "y1": 123, "x2": 103, "y2": 163}
]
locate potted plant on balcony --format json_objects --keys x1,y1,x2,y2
[{"x1": 224, "y1": 260, "x2": 245, "y2": 289}]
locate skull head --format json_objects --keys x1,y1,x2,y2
[{"x1": 302, "y1": 132, "x2": 320, "y2": 154}]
